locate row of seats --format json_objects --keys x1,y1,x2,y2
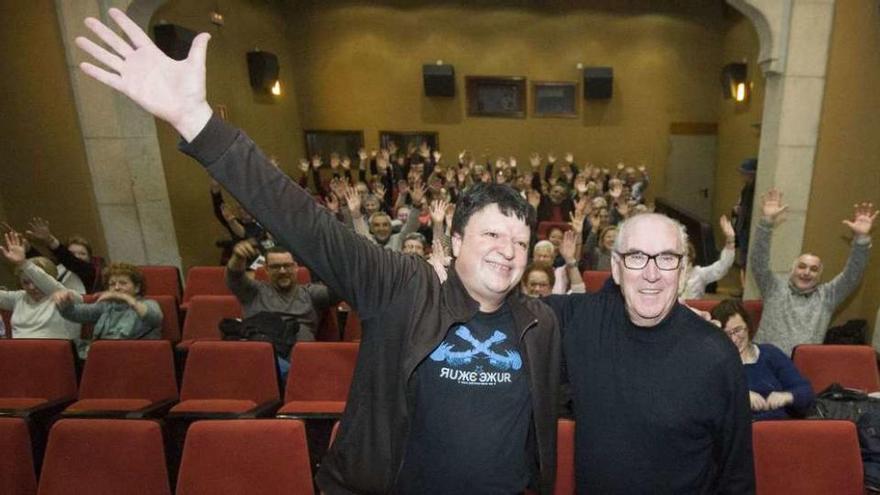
[
  {"x1": 0, "y1": 340, "x2": 359, "y2": 421},
  {"x1": 0, "y1": 416, "x2": 864, "y2": 495},
  {"x1": 1, "y1": 294, "x2": 360, "y2": 343},
  {"x1": 0, "y1": 418, "x2": 316, "y2": 495}
]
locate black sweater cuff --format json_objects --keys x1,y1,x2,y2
[{"x1": 178, "y1": 112, "x2": 240, "y2": 165}]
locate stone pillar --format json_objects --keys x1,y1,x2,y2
[
  {"x1": 727, "y1": 0, "x2": 836, "y2": 298},
  {"x1": 53, "y1": 0, "x2": 181, "y2": 268}
]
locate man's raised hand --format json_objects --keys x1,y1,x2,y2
[
  {"x1": 843, "y1": 202, "x2": 878, "y2": 238},
  {"x1": 76, "y1": 8, "x2": 212, "y2": 142},
  {"x1": 760, "y1": 188, "x2": 788, "y2": 223}
]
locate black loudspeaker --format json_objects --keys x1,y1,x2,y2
[
  {"x1": 583, "y1": 67, "x2": 613, "y2": 99},
  {"x1": 247, "y1": 51, "x2": 279, "y2": 92},
  {"x1": 423, "y1": 64, "x2": 455, "y2": 97},
  {"x1": 153, "y1": 23, "x2": 195, "y2": 61}
]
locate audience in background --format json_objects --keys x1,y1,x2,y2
[
  {"x1": 751, "y1": 188, "x2": 875, "y2": 356},
  {"x1": 54, "y1": 262, "x2": 163, "y2": 358},
  {"x1": 680, "y1": 215, "x2": 736, "y2": 299},
  {"x1": 711, "y1": 299, "x2": 814, "y2": 420},
  {"x1": 0, "y1": 231, "x2": 81, "y2": 339},
  {"x1": 22, "y1": 217, "x2": 106, "y2": 293}
]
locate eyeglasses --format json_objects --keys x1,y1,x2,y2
[
  {"x1": 267, "y1": 263, "x2": 295, "y2": 272},
  {"x1": 615, "y1": 251, "x2": 684, "y2": 271},
  {"x1": 724, "y1": 326, "x2": 748, "y2": 337}
]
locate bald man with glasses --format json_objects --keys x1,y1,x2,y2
[{"x1": 544, "y1": 213, "x2": 754, "y2": 494}]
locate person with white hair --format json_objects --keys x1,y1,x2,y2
[{"x1": 750, "y1": 188, "x2": 876, "y2": 356}]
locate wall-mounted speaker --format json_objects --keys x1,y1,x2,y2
[
  {"x1": 583, "y1": 67, "x2": 613, "y2": 99},
  {"x1": 153, "y1": 23, "x2": 195, "y2": 61},
  {"x1": 423, "y1": 64, "x2": 455, "y2": 97},
  {"x1": 247, "y1": 51, "x2": 279, "y2": 92}
]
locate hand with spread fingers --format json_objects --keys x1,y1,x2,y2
[
  {"x1": 842, "y1": 202, "x2": 878, "y2": 238},
  {"x1": 76, "y1": 8, "x2": 213, "y2": 141}
]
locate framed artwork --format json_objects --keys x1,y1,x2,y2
[
  {"x1": 532, "y1": 81, "x2": 578, "y2": 118},
  {"x1": 465, "y1": 76, "x2": 527, "y2": 118},
  {"x1": 379, "y1": 131, "x2": 439, "y2": 154},
  {"x1": 303, "y1": 130, "x2": 364, "y2": 162}
]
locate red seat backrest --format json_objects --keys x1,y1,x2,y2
[
  {"x1": 182, "y1": 267, "x2": 231, "y2": 306},
  {"x1": 554, "y1": 419, "x2": 575, "y2": 495},
  {"x1": 180, "y1": 295, "x2": 242, "y2": 343},
  {"x1": 0, "y1": 417, "x2": 36, "y2": 495},
  {"x1": 0, "y1": 340, "x2": 77, "y2": 401},
  {"x1": 176, "y1": 420, "x2": 313, "y2": 495},
  {"x1": 581, "y1": 271, "x2": 611, "y2": 293},
  {"x1": 343, "y1": 311, "x2": 362, "y2": 342},
  {"x1": 180, "y1": 341, "x2": 279, "y2": 403},
  {"x1": 285, "y1": 342, "x2": 358, "y2": 402},
  {"x1": 537, "y1": 221, "x2": 571, "y2": 241},
  {"x1": 147, "y1": 295, "x2": 180, "y2": 342},
  {"x1": 138, "y1": 265, "x2": 182, "y2": 301},
  {"x1": 78, "y1": 340, "x2": 178, "y2": 403},
  {"x1": 792, "y1": 344, "x2": 880, "y2": 393},
  {"x1": 38, "y1": 419, "x2": 171, "y2": 495},
  {"x1": 753, "y1": 420, "x2": 863, "y2": 495}
]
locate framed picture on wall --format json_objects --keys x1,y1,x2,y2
[
  {"x1": 304, "y1": 130, "x2": 365, "y2": 162},
  {"x1": 465, "y1": 76, "x2": 527, "y2": 118},
  {"x1": 532, "y1": 81, "x2": 578, "y2": 118},
  {"x1": 379, "y1": 131, "x2": 440, "y2": 154}
]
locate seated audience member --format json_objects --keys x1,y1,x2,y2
[
  {"x1": 55, "y1": 262, "x2": 163, "y2": 358},
  {"x1": 751, "y1": 189, "x2": 876, "y2": 355},
  {"x1": 584, "y1": 224, "x2": 618, "y2": 271},
  {"x1": 711, "y1": 299, "x2": 814, "y2": 420},
  {"x1": 347, "y1": 184, "x2": 424, "y2": 251},
  {"x1": 226, "y1": 242, "x2": 337, "y2": 343},
  {"x1": 521, "y1": 263, "x2": 555, "y2": 298},
  {"x1": 25, "y1": 217, "x2": 106, "y2": 293},
  {"x1": 680, "y1": 215, "x2": 736, "y2": 299},
  {"x1": 546, "y1": 226, "x2": 565, "y2": 251},
  {"x1": 401, "y1": 232, "x2": 427, "y2": 258},
  {"x1": 0, "y1": 232, "x2": 81, "y2": 339}
]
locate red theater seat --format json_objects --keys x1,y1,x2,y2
[
  {"x1": 0, "y1": 417, "x2": 36, "y2": 495},
  {"x1": 581, "y1": 270, "x2": 611, "y2": 293},
  {"x1": 752, "y1": 420, "x2": 863, "y2": 495},
  {"x1": 555, "y1": 419, "x2": 575, "y2": 495},
  {"x1": 168, "y1": 341, "x2": 280, "y2": 418},
  {"x1": 177, "y1": 295, "x2": 241, "y2": 351},
  {"x1": 62, "y1": 340, "x2": 178, "y2": 419},
  {"x1": 176, "y1": 420, "x2": 313, "y2": 495},
  {"x1": 277, "y1": 342, "x2": 358, "y2": 418},
  {"x1": 181, "y1": 266, "x2": 231, "y2": 310},
  {"x1": 148, "y1": 295, "x2": 180, "y2": 343},
  {"x1": 792, "y1": 344, "x2": 880, "y2": 393},
  {"x1": 37, "y1": 419, "x2": 170, "y2": 495},
  {"x1": 0, "y1": 340, "x2": 77, "y2": 418},
  {"x1": 139, "y1": 265, "x2": 182, "y2": 302}
]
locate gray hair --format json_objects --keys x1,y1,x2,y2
[
  {"x1": 403, "y1": 232, "x2": 427, "y2": 247},
  {"x1": 613, "y1": 213, "x2": 689, "y2": 260}
]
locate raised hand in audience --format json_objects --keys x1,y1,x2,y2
[
  {"x1": 430, "y1": 199, "x2": 448, "y2": 226},
  {"x1": 324, "y1": 194, "x2": 340, "y2": 214},
  {"x1": 842, "y1": 202, "x2": 877, "y2": 238},
  {"x1": 427, "y1": 239, "x2": 451, "y2": 283},
  {"x1": 529, "y1": 152, "x2": 541, "y2": 168},
  {"x1": 547, "y1": 153, "x2": 557, "y2": 164},
  {"x1": 312, "y1": 155, "x2": 323, "y2": 170},
  {"x1": 343, "y1": 185, "x2": 362, "y2": 218},
  {"x1": 559, "y1": 230, "x2": 579, "y2": 265},
  {"x1": 527, "y1": 190, "x2": 541, "y2": 210},
  {"x1": 410, "y1": 180, "x2": 427, "y2": 207},
  {"x1": 564, "y1": 152, "x2": 574, "y2": 165},
  {"x1": 330, "y1": 153, "x2": 341, "y2": 170},
  {"x1": 26, "y1": 217, "x2": 61, "y2": 249},
  {"x1": 299, "y1": 158, "x2": 310, "y2": 174},
  {"x1": 0, "y1": 231, "x2": 27, "y2": 266},
  {"x1": 760, "y1": 188, "x2": 788, "y2": 223},
  {"x1": 76, "y1": 8, "x2": 212, "y2": 141},
  {"x1": 341, "y1": 156, "x2": 352, "y2": 170},
  {"x1": 720, "y1": 214, "x2": 735, "y2": 246}
]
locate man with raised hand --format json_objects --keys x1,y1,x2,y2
[
  {"x1": 544, "y1": 213, "x2": 754, "y2": 494},
  {"x1": 750, "y1": 188, "x2": 876, "y2": 356},
  {"x1": 76, "y1": 9, "x2": 560, "y2": 494}
]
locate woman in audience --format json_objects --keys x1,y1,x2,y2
[
  {"x1": 521, "y1": 263, "x2": 555, "y2": 298},
  {"x1": 680, "y1": 215, "x2": 737, "y2": 299},
  {"x1": 584, "y1": 224, "x2": 618, "y2": 271},
  {"x1": 0, "y1": 231, "x2": 82, "y2": 339},
  {"x1": 711, "y1": 299, "x2": 814, "y2": 420},
  {"x1": 54, "y1": 262, "x2": 163, "y2": 358}
]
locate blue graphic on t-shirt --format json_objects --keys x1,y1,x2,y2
[{"x1": 429, "y1": 326, "x2": 522, "y2": 371}]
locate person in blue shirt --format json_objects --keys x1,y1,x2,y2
[{"x1": 711, "y1": 299, "x2": 815, "y2": 420}]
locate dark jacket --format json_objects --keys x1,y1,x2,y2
[{"x1": 180, "y1": 114, "x2": 561, "y2": 495}]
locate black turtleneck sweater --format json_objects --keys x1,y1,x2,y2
[{"x1": 544, "y1": 289, "x2": 755, "y2": 494}]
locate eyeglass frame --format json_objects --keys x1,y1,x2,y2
[{"x1": 614, "y1": 250, "x2": 685, "y2": 271}]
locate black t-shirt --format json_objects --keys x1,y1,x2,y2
[{"x1": 396, "y1": 304, "x2": 532, "y2": 495}]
